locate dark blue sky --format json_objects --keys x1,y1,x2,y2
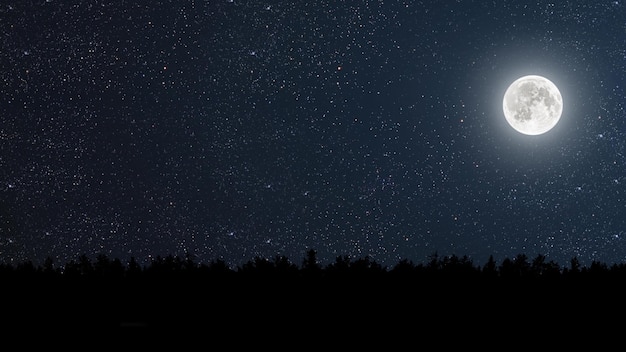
[{"x1": 1, "y1": 0, "x2": 625, "y2": 268}]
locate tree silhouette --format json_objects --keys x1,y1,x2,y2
[
  {"x1": 482, "y1": 255, "x2": 498, "y2": 279},
  {"x1": 0, "y1": 250, "x2": 623, "y2": 330},
  {"x1": 302, "y1": 249, "x2": 321, "y2": 274}
]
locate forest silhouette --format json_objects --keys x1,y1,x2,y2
[{"x1": 2, "y1": 250, "x2": 625, "y2": 332}]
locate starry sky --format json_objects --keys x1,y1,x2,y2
[{"x1": 1, "y1": 0, "x2": 625, "y2": 268}]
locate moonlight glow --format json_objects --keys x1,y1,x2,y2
[{"x1": 502, "y1": 75, "x2": 563, "y2": 135}]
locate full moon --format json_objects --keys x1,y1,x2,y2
[{"x1": 502, "y1": 75, "x2": 563, "y2": 135}]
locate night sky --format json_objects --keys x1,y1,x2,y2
[{"x1": 1, "y1": 0, "x2": 625, "y2": 269}]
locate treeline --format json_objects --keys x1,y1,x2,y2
[
  {"x1": 2, "y1": 250, "x2": 626, "y2": 330},
  {"x1": 0, "y1": 250, "x2": 624, "y2": 281}
]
